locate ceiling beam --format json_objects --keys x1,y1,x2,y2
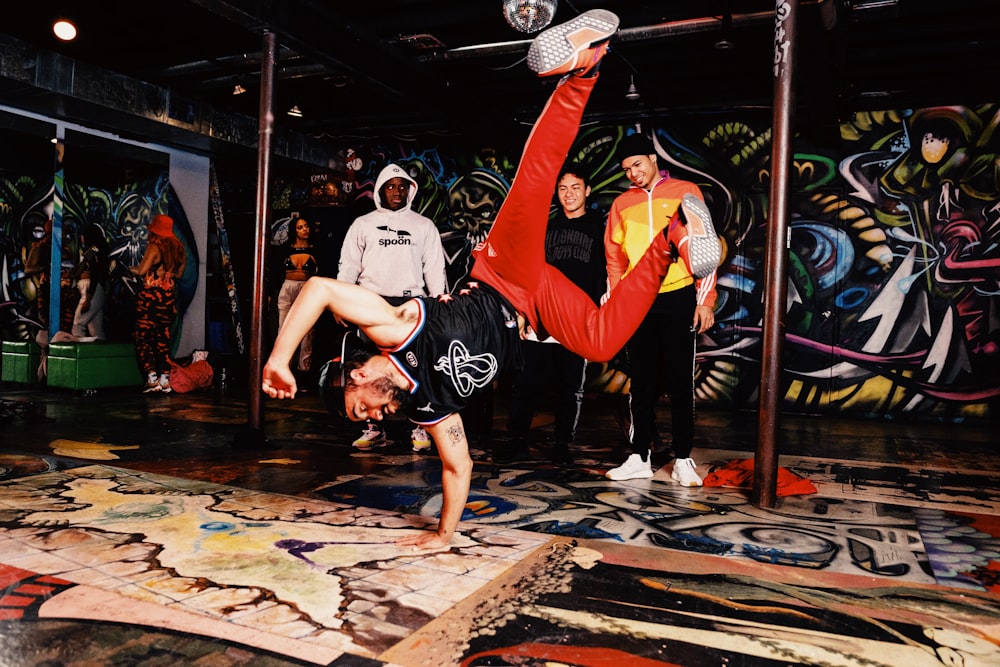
[
  {"x1": 185, "y1": 0, "x2": 501, "y2": 134},
  {"x1": 0, "y1": 33, "x2": 337, "y2": 167}
]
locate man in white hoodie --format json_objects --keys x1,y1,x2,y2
[{"x1": 337, "y1": 163, "x2": 447, "y2": 452}]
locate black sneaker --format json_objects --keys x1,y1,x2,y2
[
  {"x1": 551, "y1": 441, "x2": 573, "y2": 465},
  {"x1": 494, "y1": 437, "x2": 531, "y2": 463}
]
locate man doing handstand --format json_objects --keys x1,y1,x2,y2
[{"x1": 262, "y1": 9, "x2": 700, "y2": 549}]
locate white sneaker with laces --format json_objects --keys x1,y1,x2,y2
[
  {"x1": 679, "y1": 193, "x2": 722, "y2": 279},
  {"x1": 158, "y1": 373, "x2": 172, "y2": 394},
  {"x1": 143, "y1": 373, "x2": 161, "y2": 394},
  {"x1": 411, "y1": 426, "x2": 431, "y2": 452},
  {"x1": 671, "y1": 457, "x2": 703, "y2": 487},
  {"x1": 352, "y1": 423, "x2": 387, "y2": 450},
  {"x1": 527, "y1": 9, "x2": 618, "y2": 77},
  {"x1": 605, "y1": 453, "x2": 653, "y2": 481}
]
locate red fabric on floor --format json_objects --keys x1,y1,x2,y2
[{"x1": 702, "y1": 458, "x2": 817, "y2": 496}]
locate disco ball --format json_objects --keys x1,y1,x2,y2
[{"x1": 502, "y1": 0, "x2": 558, "y2": 34}]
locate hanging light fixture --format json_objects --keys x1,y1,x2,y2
[
  {"x1": 625, "y1": 75, "x2": 640, "y2": 101},
  {"x1": 502, "y1": 0, "x2": 558, "y2": 34},
  {"x1": 232, "y1": 83, "x2": 247, "y2": 95},
  {"x1": 715, "y1": 3, "x2": 735, "y2": 50},
  {"x1": 287, "y1": 105, "x2": 303, "y2": 118}
]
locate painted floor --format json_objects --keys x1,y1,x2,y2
[{"x1": 0, "y1": 386, "x2": 998, "y2": 666}]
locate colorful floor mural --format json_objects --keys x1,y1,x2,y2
[
  {"x1": 0, "y1": 388, "x2": 998, "y2": 665},
  {"x1": 319, "y1": 451, "x2": 1000, "y2": 588},
  {"x1": 0, "y1": 464, "x2": 548, "y2": 663},
  {"x1": 385, "y1": 538, "x2": 1000, "y2": 667}
]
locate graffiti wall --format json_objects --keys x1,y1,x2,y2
[
  {"x1": 317, "y1": 104, "x2": 998, "y2": 423},
  {"x1": 691, "y1": 104, "x2": 1000, "y2": 423},
  {"x1": 0, "y1": 159, "x2": 198, "y2": 348},
  {"x1": 3, "y1": 101, "x2": 997, "y2": 423}
]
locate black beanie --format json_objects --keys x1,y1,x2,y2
[{"x1": 616, "y1": 133, "x2": 655, "y2": 163}]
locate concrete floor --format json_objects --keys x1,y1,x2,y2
[{"x1": 1, "y1": 383, "x2": 998, "y2": 666}]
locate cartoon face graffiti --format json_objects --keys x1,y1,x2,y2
[{"x1": 447, "y1": 169, "x2": 509, "y2": 246}]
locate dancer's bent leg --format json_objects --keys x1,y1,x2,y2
[
  {"x1": 471, "y1": 74, "x2": 597, "y2": 326},
  {"x1": 535, "y1": 229, "x2": 675, "y2": 362}
]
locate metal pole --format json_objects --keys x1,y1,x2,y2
[
  {"x1": 244, "y1": 30, "x2": 276, "y2": 444},
  {"x1": 753, "y1": 0, "x2": 797, "y2": 507}
]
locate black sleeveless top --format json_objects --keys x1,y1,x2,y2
[
  {"x1": 380, "y1": 282, "x2": 522, "y2": 424},
  {"x1": 282, "y1": 244, "x2": 318, "y2": 277}
]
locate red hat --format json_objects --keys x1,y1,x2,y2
[{"x1": 149, "y1": 214, "x2": 175, "y2": 237}]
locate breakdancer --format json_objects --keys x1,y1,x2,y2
[{"x1": 262, "y1": 9, "x2": 701, "y2": 549}]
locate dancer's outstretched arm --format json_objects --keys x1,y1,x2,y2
[{"x1": 262, "y1": 277, "x2": 410, "y2": 398}]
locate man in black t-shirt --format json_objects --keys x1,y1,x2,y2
[{"x1": 504, "y1": 163, "x2": 606, "y2": 465}]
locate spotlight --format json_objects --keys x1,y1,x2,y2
[
  {"x1": 625, "y1": 75, "x2": 640, "y2": 101},
  {"x1": 287, "y1": 105, "x2": 303, "y2": 118},
  {"x1": 502, "y1": 0, "x2": 558, "y2": 34},
  {"x1": 53, "y1": 18, "x2": 77, "y2": 41},
  {"x1": 233, "y1": 84, "x2": 247, "y2": 95}
]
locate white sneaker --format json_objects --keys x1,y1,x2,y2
[
  {"x1": 352, "y1": 423, "x2": 387, "y2": 450},
  {"x1": 411, "y1": 426, "x2": 431, "y2": 452},
  {"x1": 671, "y1": 457, "x2": 703, "y2": 487},
  {"x1": 158, "y1": 373, "x2": 172, "y2": 394},
  {"x1": 606, "y1": 453, "x2": 653, "y2": 481},
  {"x1": 143, "y1": 373, "x2": 161, "y2": 393},
  {"x1": 527, "y1": 9, "x2": 618, "y2": 77}
]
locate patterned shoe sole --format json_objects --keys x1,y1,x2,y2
[
  {"x1": 353, "y1": 439, "x2": 388, "y2": 451},
  {"x1": 680, "y1": 193, "x2": 722, "y2": 278},
  {"x1": 527, "y1": 9, "x2": 619, "y2": 76}
]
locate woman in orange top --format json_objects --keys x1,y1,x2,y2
[{"x1": 131, "y1": 215, "x2": 187, "y2": 393}]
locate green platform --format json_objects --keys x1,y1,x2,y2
[
  {"x1": 47, "y1": 342, "x2": 142, "y2": 390},
  {"x1": 1, "y1": 340, "x2": 42, "y2": 385}
]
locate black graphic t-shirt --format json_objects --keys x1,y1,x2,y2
[
  {"x1": 382, "y1": 282, "x2": 522, "y2": 424},
  {"x1": 545, "y1": 209, "x2": 607, "y2": 304}
]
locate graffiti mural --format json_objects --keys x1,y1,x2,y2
[
  {"x1": 1, "y1": 169, "x2": 198, "y2": 346},
  {"x1": 787, "y1": 106, "x2": 994, "y2": 419},
  {"x1": 3, "y1": 99, "x2": 996, "y2": 421},
  {"x1": 0, "y1": 175, "x2": 53, "y2": 341},
  {"x1": 586, "y1": 106, "x2": 1000, "y2": 421},
  {"x1": 294, "y1": 104, "x2": 999, "y2": 421}
]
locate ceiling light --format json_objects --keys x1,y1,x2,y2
[
  {"x1": 715, "y1": 11, "x2": 734, "y2": 50},
  {"x1": 287, "y1": 105, "x2": 303, "y2": 118},
  {"x1": 233, "y1": 84, "x2": 246, "y2": 95},
  {"x1": 502, "y1": 0, "x2": 557, "y2": 34},
  {"x1": 625, "y1": 75, "x2": 640, "y2": 101},
  {"x1": 52, "y1": 19, "x2": 77, "y2": 41}
]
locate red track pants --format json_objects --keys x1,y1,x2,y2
[{"x1": 471, "y1": 73, "x2": 674, "y2": 362}]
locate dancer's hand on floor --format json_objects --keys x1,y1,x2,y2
[{"x1": 396, "y1": 530, "x2": 450, "y2": 551}]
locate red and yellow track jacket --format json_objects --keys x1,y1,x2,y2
[{"x1": 605, "y1": 174, "x2": 717, "y2": 309}]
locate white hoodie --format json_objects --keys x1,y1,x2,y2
[{"x1": 337, "y1": 163, "x2": 447, "y2": 298}]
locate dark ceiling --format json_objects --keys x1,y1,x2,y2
[{"x1": 1, "y1": 0, "x2": 997, "y2": 156}]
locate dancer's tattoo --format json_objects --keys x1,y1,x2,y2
[{"x1": 446, "y1": 423, "x2": 464, "y2": 445}]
